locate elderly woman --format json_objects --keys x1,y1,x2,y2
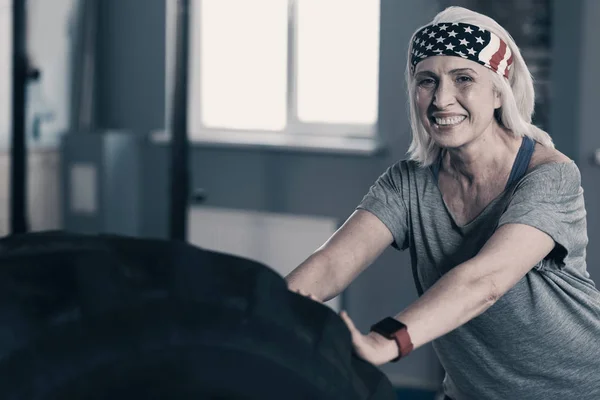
[{"x1": 285, "y1": 6, "x2": 600, "y2": 400}]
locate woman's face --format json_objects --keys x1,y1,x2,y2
[{"x1": 414, "y1": 56, "x2": 502, "y2": 149}]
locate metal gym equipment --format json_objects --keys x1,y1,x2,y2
[
  {"x1": 10, "y1": 0, "x2": 30, "y2": 234},
  {"x1": 168, "y1": 0, "x2": 190, "y2": 241}
]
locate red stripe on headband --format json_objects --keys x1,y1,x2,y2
[{"x1": 489, "y1": 40, "x2": 506, "y2": 73}]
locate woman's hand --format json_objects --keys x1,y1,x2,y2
[
  {"x1": 293, "y1": 290, "x2": 398, "y2": 365},
  {"x1": 294, "y1": 289, "x2": 321, "y2": 303},
  {"x1": 339, "y1": 311, "x2": 399, "y2": 366}
]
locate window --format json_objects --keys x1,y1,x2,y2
[
  {"x1": 182, "y1": 0, "x2": 381, "y2": 147},
  {"x1": 0, "y1": 0, "x2": 11, "y2": 144},
  {"x1": 191, "y1": 0, "x2": 288, "y2": 132}
]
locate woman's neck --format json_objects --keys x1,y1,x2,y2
[{"x1": 442, "y1": 124, "x2": 522, "y2": 186}]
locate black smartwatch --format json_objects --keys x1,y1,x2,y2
[{"x1": 370, "y1": 317, "x2": 414, "y2": 362}]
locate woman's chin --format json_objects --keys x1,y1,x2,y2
[
  {"x1": 427, "y1": 124, "x2": 470, "y2": 147},
  {"x1": 429, "y1": 133, "x2": 468, "y2": 149}
]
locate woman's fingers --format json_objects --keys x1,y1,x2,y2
[
  {"x1": 295, "y1": 289, "x2": 321, "y2": 303},
  {"x1": 340, "y1": 310, "x2": 361, "y2": 338},
  {"x1": 340, "y1": 311, "x2": 383, "y2": 364}
]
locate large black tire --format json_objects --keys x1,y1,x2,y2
[{"x1": 0, "y1": 231, "x2": 396, "y2": 400}]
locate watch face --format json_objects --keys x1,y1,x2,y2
[{"x1": 372, "y1": 317, "x2": 405, "y2": 336}]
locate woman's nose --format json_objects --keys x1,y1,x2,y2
[{"x1": 432, "y1": 81, "x2": 456, "y2": 109}]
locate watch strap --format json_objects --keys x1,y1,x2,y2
[
  {"x1": 370, "y1": 317, "x2": 414, "y2": 362},
  {"x1": 390, "y1": 326, "x2": 413, "y2": 361}
]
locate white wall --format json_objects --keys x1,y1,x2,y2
[
  {"x1": 188, "y1": 206, "x2": 341, "y2": 311},
  {"x1": 0, "y1": 149, "x2": 62, "y2": 236}
]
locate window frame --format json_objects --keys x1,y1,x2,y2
[{"x1": 165, "y1": 0, "x2": 383, "y2": 154}]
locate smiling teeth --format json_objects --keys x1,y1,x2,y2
[{"x1": 435, "y1": 116, "x2": 466, "y2": 126}]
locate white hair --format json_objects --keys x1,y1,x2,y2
[{"x1": 405, "y1": 6, "x2": 554, "y2": 166}]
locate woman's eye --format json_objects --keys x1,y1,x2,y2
[
  {"x1": 457, "y1": 76, "x2": 473, "y2": 83},
  {"x1": 418, "y1": 78, "x2": 436, "y2": 87}
]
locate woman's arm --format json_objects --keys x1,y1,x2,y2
[
  {"x1": 395, "y1": 222, "x2": 554, "y2": 349},
  {"x1": 343, "y1": 222, "x2": 555, "y2": 364},
  {"x1": 285, "y1": 209, "x2": 394, "y2": 302}
]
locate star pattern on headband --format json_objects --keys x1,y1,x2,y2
[{"x1": 410, "y1": 23, "x2": 492, "y2": 66}]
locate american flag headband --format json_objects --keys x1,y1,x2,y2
[{"x1": 410, "y1": 22, "x2": 513, "y2": 79}]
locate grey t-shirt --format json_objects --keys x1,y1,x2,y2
[{"x1": 357, "y1": 159, "x2": 600, "y2": 400}]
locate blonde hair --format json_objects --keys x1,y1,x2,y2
[{"x1": 405, "y1": 6, "x2": 554, "y2": 166}]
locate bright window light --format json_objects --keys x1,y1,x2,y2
[
  {"x1": 194, "y1": 0, "x2": 288, "y2": 131},
  {"x1": 296, "y1": 0, "x2": 380, "y2": 125},
  {"x1": 0, "y1": 0, "x2": 11, "y2": 139}
]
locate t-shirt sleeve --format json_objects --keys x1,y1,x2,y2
[
  {"x1": 356, "y1": 162, "x2": 410, "y2": 250},
  {"x1": 497, "y1": 162, "x2": 587, "y2": 267}
]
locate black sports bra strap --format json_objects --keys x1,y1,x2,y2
[
  {"x1": 431, "y1": 151, "x2": 443, "y2": 182},
  {"x1": 505, "y1": 136, "x2": 535, "y2": 188}
]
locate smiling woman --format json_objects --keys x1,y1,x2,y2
[
  {"x1": 285, "y1": 6, "x2": 600, "y2": 400},
  {"x1": 406, "y1": 18, "x2": 554, "y2": 167},
  {"x1": 413, "y1": 59, "x2": 502, "y2": 150}
]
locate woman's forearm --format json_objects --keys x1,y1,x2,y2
[
  {"x1": 286, "y1": 210, "x2": 394, "y2": 303},
  {"x1": 285, "y1": 251, "x2": 343, "y2": 302},
  {"x1": 393, "y1": 260, "x2": 497, "y2": 351}
]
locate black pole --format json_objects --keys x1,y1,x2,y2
[
  {"x1": 10, "y1": 0, "x2": 29, "y2": 234},
  {"x1": 169, "y1": 0, "x2": 190, "y2": 241}
]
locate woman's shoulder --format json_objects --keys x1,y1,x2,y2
[
  {"x1": 522, "y1": 143, "x2": 581, "y2": 189},
  {"x1": 528, "y1": 143, "x2": 573, "y2": 171},
  {"x1": 387, "y1": 159, "x2": 437, "y2": 183},
  {"x1": 378, "y1": 159, "x2": 435, "y2": 189},
  {"x1": 398, "y1": 158, "x2": 435, "y2": 173}
]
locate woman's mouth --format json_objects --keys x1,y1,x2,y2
[{"x1": 431, "y1": 115, "x2": 467, "y2": 128}]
